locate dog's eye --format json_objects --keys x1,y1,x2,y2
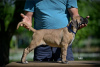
[{"x1": 80, "y1": 18, "x2": 83, "y2": 21}]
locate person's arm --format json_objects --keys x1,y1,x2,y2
[
  {"x1": 20, "y1": 0, "x2": 34, "y2": 30},
  {"x1": 20, "y1": 11, "x2": 33, "y2": 30},
  {"x1": 68, "y1": 8, "x2": 79, "y2": 18},
  {"x1": 68, "y1": 8, "x2": 89, "y2": 29}
]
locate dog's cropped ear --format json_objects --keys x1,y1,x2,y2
[
  {"x1": 70, "y1": 19, "x2": 78, "y2": 29},
  {"x1": 67, "y1": 20, "x2": 75, "y2": 27},
  {"x1": 71, "y1": 20, "x2": 77, "y2": 26}
]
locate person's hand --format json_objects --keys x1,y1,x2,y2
[
  {"x1": 20, "y1": 13, "x2": 32, "y2": 30},
  {"x1": 78, "y1": 16, "x2": 90, "y2": 30}
]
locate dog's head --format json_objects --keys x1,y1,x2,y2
[{"x1": 69, "y1": 16, "x2": 88, "y2": 29}]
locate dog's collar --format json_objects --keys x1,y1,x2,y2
[{"x1": 67, "y1": 24, "x2": 76, "y2": 34}]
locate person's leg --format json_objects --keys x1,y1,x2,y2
[
  {"x1": 51, "y1": 47, "x2": 61, "y2": 61},
  {"x1": 66, "y1": 44, "x2": 74, "y2": 61},
  {"x1": 34, "y1": 44, "x2": 74, "y2": 62},
  {"x1": 52, "y1": 44, "x2": 74, "y2": 62},
  {"x1": 33, "y1": 45, "x2": 52, "y2": 61}
]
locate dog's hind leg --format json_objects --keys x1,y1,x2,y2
[{"x1": 21, "y1": 40, "x2": 40, "y2": 64}]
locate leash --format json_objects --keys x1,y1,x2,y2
[
  {"x1": 67, "y1": 24, "x2": 76, "y2": 34},
  {"x1": 67, "y1": 24, "x2": 76, "y2": 45}
]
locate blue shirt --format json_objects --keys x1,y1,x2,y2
[{"x1": 24, "y1": 0, "x2": 78, "y2": 30}]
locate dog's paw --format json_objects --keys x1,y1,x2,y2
[
  {"x1": 22, "y1": 61, "x2": 28, "y2": 64},
  {"x1": 57, "y1": 61, "x2": 62, "y2": 63},
  {"x1": 62, "y1": 61, "x2": 68, "y2": 64}
]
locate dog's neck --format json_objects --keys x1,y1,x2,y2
[{"x1": 67, "y1": 24, "x2": 78, "y2": 34}]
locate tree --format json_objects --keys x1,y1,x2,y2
[{"x1": 0, "y1": 0, "x2": 26, "y2": 66}]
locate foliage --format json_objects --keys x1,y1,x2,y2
[
  {"x1": 72, "y1": 0, "x2": 100, "y2": 48},
  {"x1": 0, "y1": 0, "x2": 15, "y2": 31}
]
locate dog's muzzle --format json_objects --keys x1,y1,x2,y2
[{"x1": 80, "y1": 17, "x2": 88, "y2": 25}]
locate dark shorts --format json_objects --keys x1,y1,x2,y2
[{"x1": 34, "y1": 45, "x2": 74, "y2": 61}]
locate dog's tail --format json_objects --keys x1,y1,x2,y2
[{"x1": 17, "y1": 22, "x2": 36, "y2": 32}]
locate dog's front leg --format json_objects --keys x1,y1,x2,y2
[{"x1": 61, "y1": 44, "x2": 68, "y2": 64}]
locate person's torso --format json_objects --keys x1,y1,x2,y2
[{"x1": 33, "y1": 0, "x2": 70, "y2": 29}]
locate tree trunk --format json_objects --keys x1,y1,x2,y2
[
  {"x1": 0, "y1": 33, "x2": 11, "y2": 66},
  {"x1": 0, "y1": 0, "x2": 26, "y2": 66},
  {"x1": 0, "y1": 19, "x2": 11, "y2": 66}
]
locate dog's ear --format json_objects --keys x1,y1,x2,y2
[{"x1": 70, "y1": 19, "x2": 78, "y2": 29}]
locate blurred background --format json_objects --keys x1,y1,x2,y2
[{"x1": 0, "y1": 0, "x2": 100, "y2": 66}]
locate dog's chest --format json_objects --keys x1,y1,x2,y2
[{"x1": 69, "y1": 34, "x2": 75, "y2": 46}]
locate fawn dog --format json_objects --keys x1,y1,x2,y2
[{"x1": 17, "y1": 16, "x2": 88, "y2": 64}]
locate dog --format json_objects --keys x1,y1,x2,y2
[{"x1": 17, "y1": 16, "x2": 88, "y2": 64}]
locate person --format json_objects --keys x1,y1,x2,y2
[{"x1": 21, "y1": 0, "x2": 89, "y2": 62}]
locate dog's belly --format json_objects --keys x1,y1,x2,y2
[
  {"x1": 43, "y1": 34, "x2": 62, "y2": 47},
  {"x1": 45, "y1": 42, "x2": 61, "y2": 47}
]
